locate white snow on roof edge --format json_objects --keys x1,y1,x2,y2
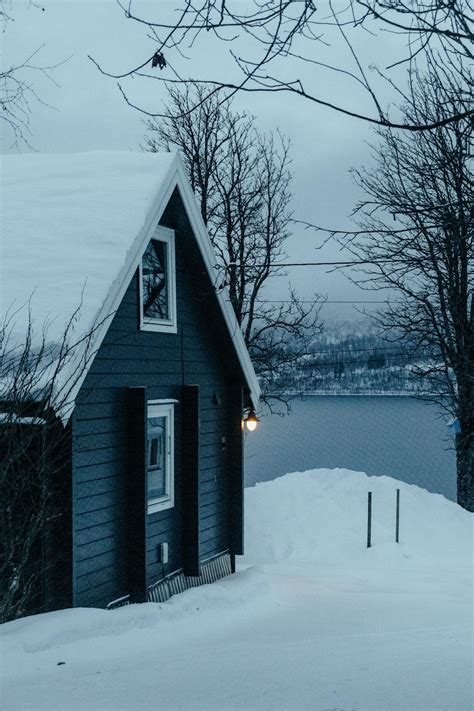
[{"x1": 1, "y1": 151, "x2": 260, "y2": 418}]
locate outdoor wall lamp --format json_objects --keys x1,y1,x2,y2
[{"x1": 243, "y1": 408, "x2": 260, "y2": 432}]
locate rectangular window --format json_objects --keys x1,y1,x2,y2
[
  {"x1": 147, "y1": 401, "x2": 175, "y2": 513},
  {"x1": 142, "y1": 239, "x2": 169, "y2": 320},
  {"x1": 140, "y1": 226, "x2": 177, "y2": 332}
]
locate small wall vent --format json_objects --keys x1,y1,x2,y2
[{"x1": 159, "y1": 542, "x2": 169, "y2": 565}]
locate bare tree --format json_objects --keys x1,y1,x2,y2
[
  {"x1": 90, "y1": 1, "x2": 473, "y2": 131},
  {"x1": 340, "y1": 60, "x2": 473, "y2": 510},
  {"x1": 0, "y1": 302, "x2": 102, "y2": 621},
  {"x1": 144, "y1": 83, "x2": 323, "y2": 404},
  {"x1": 358, "y1": 1, "x2": 472, "y2": 62},
  {"x1": 0, "y1": 1, "x2": 60, "y2": 149}
]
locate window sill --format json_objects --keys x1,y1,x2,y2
[
  {"x1": 147, "y1": 498, "x2": 174, "y2": 515},
  {"x1": 140, "y1": 320, "x2": 178, "y2": 334}
]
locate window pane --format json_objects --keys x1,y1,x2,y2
[
  {"x1": 148, "y1": 437, "x2": 158, "y2": 467},
  {"x1": 147, "y1": 416, "x2": 167, "y2": 500},
  {"x1": 148, "y1": 466, "x2": 166, "y2": 500},
  {"x1": 142, "y1": 239, "x2": 169, "y2": 320}
]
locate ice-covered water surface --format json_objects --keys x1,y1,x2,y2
[{"x1": 245, "y1": 395, "x2": 457, "y2": 499}]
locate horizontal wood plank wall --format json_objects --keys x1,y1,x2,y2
[{"x1": 71, "y1": 189, "x2": 243, "y2": 608}]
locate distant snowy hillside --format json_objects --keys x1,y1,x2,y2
[
  {"x1": 269, "y1": 320, "x2": 437, "y2": 394},
  {"x1": 2, "y1": 469, "x2": 472, "y2": 711}
]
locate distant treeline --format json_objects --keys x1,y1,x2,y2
[{"x1": 269, "y1": 321, "x2": 436, "y2": 395}]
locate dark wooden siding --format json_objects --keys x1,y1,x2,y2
[{"x1": 71, "y1": 190, "x2": 244, "y2": 608}]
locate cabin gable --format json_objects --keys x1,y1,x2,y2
[{"x1": 71, "y1": 190, "x2": 244, "y2": 608}]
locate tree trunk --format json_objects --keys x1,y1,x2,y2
[{"x1": 456, "y1": 429, "x2": 474, "y2": 512}]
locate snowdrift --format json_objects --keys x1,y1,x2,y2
[
  {"x1": 1, "y1": 469, "x2": 472, "y2": 711},
  {"x1": 0, "y1": 469, "x2": 474, "y2": 652},
  {"x1": 2, "y1": 469, "x2": 471, "y2": 647},
  {"x1": 243, "y1": 468, "x2": 472, "y2": 568},
  {"x1": 2, "y1": 567, "x2": 271, "y2": 655}
]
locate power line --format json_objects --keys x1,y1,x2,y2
[
  {"x1": 252, "y1": 299, "x2": 400, "y2": 305},
  {"x1": 222, "y1": 259, "x2": 393, "y2": 269}
]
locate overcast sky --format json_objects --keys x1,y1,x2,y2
[{"x1": 2, "y1": 1, "x2": 409, "y2": 322}]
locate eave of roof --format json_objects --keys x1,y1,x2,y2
[{"x1": 2, "y1": 152, "x2": 260, "y2": 419}]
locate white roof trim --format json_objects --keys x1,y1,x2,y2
[
  {"x1": 173, "y1": 159, "x2": 261, "y2": 409},
  {"x1": 55, "y1": 153, "x2": 260, "y2": 421}
]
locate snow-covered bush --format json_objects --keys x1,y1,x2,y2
[{"x1": 0, "y1": 303, "x2": 99, "y2": 622}]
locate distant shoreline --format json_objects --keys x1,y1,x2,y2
[{"x1": 278, "y1": 390, "x2": 437, "y2": 398}]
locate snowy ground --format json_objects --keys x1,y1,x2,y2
[{"x1": 1, "y1": 468, "x2": 473, "y2": 711}]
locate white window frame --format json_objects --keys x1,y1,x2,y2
[
  {"x1": 139, "y1": 225, "x2": 177, "y2": 334},
  {"x1": 146, "y1": 400, "x2": 175, "y2": 514}
]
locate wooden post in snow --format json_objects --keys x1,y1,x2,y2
[
  {"x1": 395, "y1": 488, "x2": 400, "y2": 543},
  {"x1": 367, "y1": 491, "x2": 372, "y2": 548}
]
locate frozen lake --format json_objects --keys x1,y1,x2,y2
[{"x1": 244, "y1": 395, "x2": 457, "y2": 500}]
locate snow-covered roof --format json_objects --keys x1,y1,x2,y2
[{"x1": 1, "y1": 151, "x2": 260, "y2": 416}]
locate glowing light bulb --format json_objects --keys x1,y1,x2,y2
[{"x1": 244, "y1": 409, "x2": 259, "y2": 432}]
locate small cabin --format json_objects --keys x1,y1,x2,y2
[{"x1": 1, "y1": 152, "x2": 260, "y2": 616}]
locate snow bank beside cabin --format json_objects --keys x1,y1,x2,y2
[
  {"x1": 243, "y1": 468, "x2": 472, "y2": 569},
  {"x1": 1, "y1": 469, "x2": 472, "y2": 711},
  {"x1": 2, "y1": 567, "x2": 272, "y2": 656}
]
